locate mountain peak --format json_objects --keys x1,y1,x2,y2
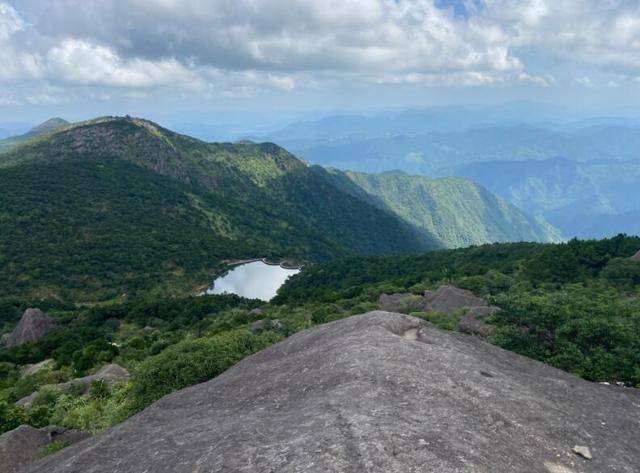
[{"x1": 30, "y1": 117, "x2": 69, "y2": 134}]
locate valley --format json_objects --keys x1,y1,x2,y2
[{"x1": 2, "y1": 2, "x2": 639, "y2": 471}]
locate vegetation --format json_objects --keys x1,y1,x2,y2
[
  {"x1": 0, "y1": 117, "x2": 430, "y2": 301},
  {"x1": 1, "y1": 236, "x2": 638, "y2": 438},
  {"x1": 324, "y1": 169, "x2": 561, "y2": 247},
  {"x1": 0, "y1": 117, "x2": 637, "y2": 444},
  {"x1": 277, "y1": 235, "x2": 640, "y2": 386}
]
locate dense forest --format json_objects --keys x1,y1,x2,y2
[
  {"x1": 1, "y1": 236, "x2": 638, "y2": 438},
  {"x1": 0, "y1": 117, "x2": 431, "y2": 300}
]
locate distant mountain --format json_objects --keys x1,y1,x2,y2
[
  {"x1": 252, "y1": 102, "x2": 590, "y2": 145},
  {"x1": 451, "y1": 157, "x2": 640, "y2": 238},
  {"x1": 279, "y1": 125, "x2": 640, "y2": 175},
  {"x1": 325, "y1": 170, "x2": 562, "y2": 248},
  {"x1": 0, "y1": 116, "x2": 431, "y2": 300},
  {"x1": 0, "y1": 122, "x2": 32, "y2": 140},
  {"x1": 0, "y1": 118, "x2": 69, "y2": 152}
]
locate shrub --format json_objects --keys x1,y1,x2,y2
[
  {"x1": 40, "y1": 440, "x2": 72, "y2": 457},
  {"x1": 131, "y1": 329, "x2": 281, "y2": 409}
]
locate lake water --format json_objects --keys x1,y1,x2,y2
[{"x1": 207, "y1": 261, "x2": 300, "y2": 301}]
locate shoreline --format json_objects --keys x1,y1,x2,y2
[{"x1": 221, "y1": 258, "x2": 304, "y2": 270}]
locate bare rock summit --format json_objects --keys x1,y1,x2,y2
[{"x1": 28, "y1": 311, "x2": 639, "y2": 473}]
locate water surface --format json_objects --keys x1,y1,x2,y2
[{"x1": 207, "y1": 261, "x2": 300, "y2": 301}]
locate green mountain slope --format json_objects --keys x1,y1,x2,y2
[
  {"x1": 0, "y1": 118, "x2": 69, "y2": 152},
  {"x1": 0, "y1": 117, "x2": 430, "y2": 300},
  {"x1": 324, "y1": 169, "x2": 562, "y2": 248},
  {"x1": 451, "y1": 157, "x2": 640, "y2": 239}
]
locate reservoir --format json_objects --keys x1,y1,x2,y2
[{"x1": 207, "y1": 260, "x2": 300, "y2": 301}]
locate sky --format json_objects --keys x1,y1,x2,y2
[{"x1": 1, "y1": 0, "x2": 640, "y2": 128}]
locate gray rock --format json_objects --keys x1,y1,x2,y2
[
  {"x1": 22, "y1": 360, "x2": 55, "y2": 377},
  {"x1": 250, "y1": 319, "x2": 283, "y2": 333},
  {"x1": 572, "y1": 445, "x2": 593, "y2": 460},
  {"x1": 56, "y1": 364, "x2": 130, "y2": 393},
  {"x1": 457, "y1": 314, "x2": 495, "y2": 337},
  {"x1": 249, "y1": 319, "x2": 267, "y2": 332},
  {"x1": 3, "y1": 309, "x2": 56, "y2": 348},
  {"x1": 15, "y1": 392, "x2": 38, "y2": 408},
  {"x1": 16, "y1": 364, "x2": 130, "y2": 407},
  {"x1": 0, "y1": 425, "x2": 88, "y2": 473},
  {"x1": 631, "y1": 250, "x2": 640, "y2": 262},
  {"x1": 378, "y1": 293, "x2": 426, "y2": 313},
  {"x1": 27, "y1": 312, "x2": 640, "y2": 473},
  {"x1": 424, "y1": 285, "x2": 489, "y2": 314},
  {"x1": 466, "y1": 305, "x2": 501, "y2": 317},
  {"x1": 249, "y1": 308, "x2": 264, "y2": 316}
]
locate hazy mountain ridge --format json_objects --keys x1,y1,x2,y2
[
  {"x1": 0, "y1": 118, "x2": 69, "y2": 153},
  {"x1": 323, "y1": 169, "x2": 562, "y2": 247},
  {"x1": 451, "y1": 156, "x2": 640, "y2": 238}
]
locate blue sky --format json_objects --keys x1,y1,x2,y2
[{"x1": 1, "y1": 0, "x2": 640, "y2": 126}]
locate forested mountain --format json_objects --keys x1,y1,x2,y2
[
  {"x1": 0, "y1": 118, "x2": 69, "y2": 152},
  {"x1": 262, "y1": 114, "x2": 640, "y2": 240},
  {"x1": 280, "y1": 125, "x2": 640, "y2": 175},
  {"x1": 323, "y1": 169, "x2": 561, "y2": 248},
  {"x1": 451, "y1": 157, "x2": 640, "y2": 238},
  {"x1": 0, "y1": 117, "x2": 430, "y2": 301}
]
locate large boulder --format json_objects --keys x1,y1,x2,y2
[
  {"x1": 22, "y1": 360, "x2": 55, "y2": 377},
  {"x1": 378, "y1": 293, "x2": 427, "y2": 313},
  {"x1": 0, "y1": 425, "x2": 88, "y2": 473},
  {"x1": 17, "y1": 364, "x2": 130, "y2": 408},
  {"x1": 424, "y1": 285, "x2": 496, "y2": 314},
  {"x1": 28, "y1": 312, "x2": 640, "y2": 473},
  {"x1": 457, "y1": 314, "x2": 495, "y2": 337},
  {"x1": 631, "y1": 250, "x2": 640, "y2": 262},
  {"x1": 2, "y1": 309, "x2": 56, "y2": 348}
]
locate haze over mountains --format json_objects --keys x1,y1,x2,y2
[{"x1": 245, "y1": 103, "x2": 640, "y2": 241}]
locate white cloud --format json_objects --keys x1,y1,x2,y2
[
  {"x1": 1, "y1": 0, "x2": 640, "y2": 103},
  {"x1": 45, "y1": 39, "x2": 199, "y2": 88}
]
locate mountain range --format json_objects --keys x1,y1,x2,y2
[
  {"x1": 0, "y1": 117, "x2": 556, "y2": 300},
  {"x1": 252, "y1": 108, "x2": 640, "y2": 240}
]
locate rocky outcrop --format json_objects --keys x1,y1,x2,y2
[
  {"x1": 378, "y1": 293, "x2": 427, "y2": 313},
  {"x1": 16, "y1": 364, "x2": 130, "y2": 408},
  {"x1": 2, "y1": 309, "x2": 56, "y2": 348},
  {"x1": 423, "y1": 285, "x2": 500, "y2": 316},
  {"x1": 28, "y1": 312, "x2": 640, "y2": 473},
  {"x1": 380, "y1": 285, "x2": 499, "y2": 336},
  {"x1": 457, "y1": 314, "x2": 495, "y2": 337},
  {"x1": 22, "y1": 360, "x2": 55, "y2": 377},
  {"x1": 631, "y1": 250, "x2": 640, "y2": 262},
  {"x1": 0, "y1": 425, "x2": 88, "y2": 473}
]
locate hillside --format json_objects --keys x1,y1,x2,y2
[
  {"x1": 0, "y1": 237, "x2": 638, "y2": 469},
  {"x1": 0, "y1": 116, "x2": 430, "y2": 300},
  {"x1": 325, "y1": 169, "x2": 561, "y2": 247},
  {"x1": 26, "y1": 312, "x2": 640, "y2": 473},
  {"x1": 0, "y1": 118, "x2": 69, "y2": 153},
  {"x1": 450, "y1": 156, "x2": 640, "y2": 239}
]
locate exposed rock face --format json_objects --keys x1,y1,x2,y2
[
  {"x1": 16, "y1": 364, "x2": 130, "y2": 408},
  {"x1": 22, "y1": 360, "x2": 55, "y2": 377},
  {"x1": 457, "y1": 314, "x2": 495, "y2": 337},
  {"x1": 29, "y1": 312, "x2": 640, "y2": 473},
  {"x1": 423, "y1": 285, "x2": 500, "y2": 316},
  {"x1": 3, "y1": 309, "x2": 56, "y2": 348},
  {"x1": 378, "y1": 293, "x2": 427, "y2": 313},
  {"x1": 631, "y1": 250, "x2": 640, "y2": 262},
  {"x1": 0, "y1": 425, "x2": 88, "y2": 473}
]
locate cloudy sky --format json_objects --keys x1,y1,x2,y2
[{"x1": 1, "y1": 0, "x2": 640, "y2": 127}]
